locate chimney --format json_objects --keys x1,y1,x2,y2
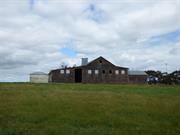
[{"x1": 81, "y1": 58, "x2": 88, "y2": 66}]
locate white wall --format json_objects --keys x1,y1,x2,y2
[{"x1": 30, "y1": 74, "x2": 49, "y2": 83}]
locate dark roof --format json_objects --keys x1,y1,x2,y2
[
  {"x1": 86, "y1": 56, "x2": 112, "y2": 66},
  {"x1": 49, "y1": 56, "x2": 128, "y2": 73},
  {"x1": 116, "y1": 66, "x2": 129, "y2": 69},
  {"x1": 49, "y1": 67, "x2": 75, "y2": 74},
  {"x1": 85, "y1": 56, "x2": 128, "y2": 69}
]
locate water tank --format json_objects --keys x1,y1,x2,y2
[
  {"x1": 81, "y1": 58, "x2": 88, "y2": 66},
  {"x1": 30, "y1": 72, "x2": 48, "y2": 83}
]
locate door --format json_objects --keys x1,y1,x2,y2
[{"x1": 75, "y1": 69, "x2": 82, "y2": 83}]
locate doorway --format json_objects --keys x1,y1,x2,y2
[{"x1": 75, "y1": 69, "x2": 82, "y2": 83}]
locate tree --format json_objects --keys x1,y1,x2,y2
[{"x1": 60, "y1": 62, "x2": 68, "y2": 69}]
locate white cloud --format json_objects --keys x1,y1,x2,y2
[{"x1": 0, "y1": 0, "x2": 180, "y2": 81}]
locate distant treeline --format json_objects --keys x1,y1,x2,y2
[{"x1": 145, "y1": 70, "x2": 180, "y2": 85}]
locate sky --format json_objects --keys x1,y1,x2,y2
[{"x1": 0, "y1": 0, "x2": 180, "y2": 82}]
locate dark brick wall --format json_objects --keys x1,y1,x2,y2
[
  {"x1": 49, "y1": 68, "x2": 75, "y2": 83},
  {"x1": 49, "y1": 57, "x2": 129, "y2": 84},
  {"x1": 129, "y1": 75, "x2": 147, "y2": 84},
  {"x1": 81, "y1": 68, "x2": 129, "y2": 83},
  {"x1": 81, "y1": 57, "x2": 128, "y2": 83}
]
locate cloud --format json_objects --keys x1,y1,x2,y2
[{"x1": 0, "y1": 0, "x2": 180, "y2": 81}]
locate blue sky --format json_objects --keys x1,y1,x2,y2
[
  {"x1": 85, "y1": 3, "x2": 106, "y2": 23},
  {"x1": 140, "y1": 30, "x2": 180, "y2": 51},
  {"x1": 148, "y1": 30, "x2": 180, "y2": 46},
  {"x1": 29, "y1": 0, "x2": 35, "y2": 10},
  {"x1": 0, "y1": 0, "x2": 179, "y2": 81},
  {"x1": 60, "y1": 47, "x2": 76, "y2": 57}
]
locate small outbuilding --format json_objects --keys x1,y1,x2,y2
[
  {"x1": 128, "y1": 71, "x2": 147, "y2": 84},
  {"x1": 29, "y1": 72, "x2": 48, "y2": 83}
]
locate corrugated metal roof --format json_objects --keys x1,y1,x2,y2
[
  {"x1": 128, "y1": 71, "x2": 147, "y2": 75},
  {"x1": 30, "y1": 72, "x2": 48, "y2": 75}
]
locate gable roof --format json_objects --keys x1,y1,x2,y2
[
  {"x1": 86, "y1": 56, "x2": 115, "y2": 66},
  {"x1": 85, "y1": 56, "x2": 128, "y2": 69},
  {"x1": 49, "y1": 56, "x2": 128, "y2": 74}
]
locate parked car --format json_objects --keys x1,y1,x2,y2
[{"x1": 147, "y1": 76, "x2": 159, "y2": 84}]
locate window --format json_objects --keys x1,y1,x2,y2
[
  {"x1": 115, "y1": 70, "x2": 119, "y2": 75},
  {"x1": 60, "y1": 70, "x2": 64, "y2": 74},
  {"x1": 109, "y1": 70, "x2": 112, "y2": 74},
  {"x1": 95, "y1": 70, "x2": 99, "y2": 74},
  {"x1": 121, "y1": 70, "x2": 125, "y2": 75},
  {"x1": 88, "y1": 70, "x2": 92, "y2": 74},
  {"x1": 99, "y1": 60, "x2": 102, "y2": 63},
  {"x1": 66, "y1": 70, "x2": 70, "y2": 74},
  {"x1": 102, "y1": 70, "x2": 105, "y2": 74}
]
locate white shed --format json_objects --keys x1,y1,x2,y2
[{"x1": 29, "y1": 72, "x2": 48, "y2": 83}]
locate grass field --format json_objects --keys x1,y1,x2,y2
[{"x1": 0, "y1": 83, "x2": 180, "y2": 135}]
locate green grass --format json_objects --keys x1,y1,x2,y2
[{"x1": 0, "y1": 83, "x2": 180, "y2": 135}]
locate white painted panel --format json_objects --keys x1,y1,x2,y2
[{"x1": 30, "y1": 74, "x2": 48, "y2": 83}]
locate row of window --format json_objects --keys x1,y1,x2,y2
[
  {"x1": 60, "y1": 69, "x2": 125, "y2": 75},
  {"x1": 87, "y1": 69, "x2": 125, "y2": 75},
  {"x1": 60, "y1": 69, "x2": 70, "y2": 74}
]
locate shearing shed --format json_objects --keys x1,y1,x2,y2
[{"x1": 49, "y1": 56, "x2": 129, "y2": 83}]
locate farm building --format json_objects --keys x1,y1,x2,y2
[
  {"x1": 30, "y1": 72, "x2": 48, "y2": 83},
  {"x1": 128, "y1": 71, "x2": 147, "y2": 84},
  {"x1": 49, "y1": 56, "x2": 129, "y2": 83}
]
